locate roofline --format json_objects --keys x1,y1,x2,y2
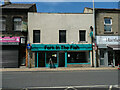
[
  {"x1": 29, "y1": 12, "x2": 93, "y2": 14},
  {"x1": 84, "y1": 7, "x2": 120, "y2": 11},
  {"x1": 0, "y1": 3, "x2": 37, "y2": 10}
]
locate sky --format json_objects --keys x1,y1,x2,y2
[{"x1": 1, "y1": 0, "x2": 119, "y2": 13}]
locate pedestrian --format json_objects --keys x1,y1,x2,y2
[
  {"x1": 49, "y1": 58, "x2": 53, "y2": 68},
  {"x1": 53, "y1": 62, "x2": 56, "y2": 68}
]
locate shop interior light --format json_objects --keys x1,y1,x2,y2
[
  {"x1": 52, "y1": 54, "x2": 57, "y2": 57},
  {"x1": 68, "y1": 54, "x2": 70, "y2": 57}
]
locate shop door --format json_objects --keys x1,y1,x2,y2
[
  {"x1": 38, "y1": 52, "x2": 45, "y2": 67},
  {"x1": 59, "y1": 52, "x2": 65, "y2": 67},
  {"x1": 100, "y1": 49, "x2": 105, "y2": 66},
  {"x1": 115, "y1": 51, "x2": 120, "y2": 66},
  {"x1": 108, "y1": 51, "x2": 113, "y2": 66}
]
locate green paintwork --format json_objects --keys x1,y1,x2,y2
[{"x1": 31, "y1": 44, "x2": 92, "y2": 51}]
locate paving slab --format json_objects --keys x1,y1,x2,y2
[{"x1": 0, "y1": 67, "x2": 118, "y2": 72}]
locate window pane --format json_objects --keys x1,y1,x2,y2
[
  {"x1": 59, "y1": 30, "x2": 66, "y2": 43},
  {"x1": 33, "y1": 30, "x2": 40, "y2": 43},
  {"x1": 0, "y1": 17, "x2": 6, "y2": 31},
  {"x1": 14, "y1": 18, "x2": 22, "y2": 31},
  {"x1": 104, "y1": 25, "x2": 111, "y2": 32},
  {"x1": 104, "y1": 18, "x2": 111, "y2": 24},
  {"x1": 79, "y1": 30, "x2": 86, "y2": 41}
]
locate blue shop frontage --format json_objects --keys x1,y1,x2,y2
[{"x1": 31, "y1": 44, "x2": 92, "y2": 68}]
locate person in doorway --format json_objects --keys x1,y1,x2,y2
[
  {"x1": 53, "y1": 61, "x2": 56, "y2": 68},
  {"x1": 49, "y1": 58, "x2": 53, "y2": 68}
]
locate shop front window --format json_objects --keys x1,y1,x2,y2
[
  {"x1": 46, "y1": 52, "x2": 57, "y2": 64},
  {"x1": 67, "y1": 52, "x2": 88, "y2": 63}
]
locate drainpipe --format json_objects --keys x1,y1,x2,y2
[{"x1": 93, "y1": 0, "x2": 97, "y2": 67}]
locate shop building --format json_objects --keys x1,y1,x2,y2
[
  {"x1": 0, "y1": 1, "x2": 36, "y2": 68},
  {"x1": 84, "y1": 8, "x2": 120, "y2": 67},
  {"x1": 28, "y1": 13, "x2": 93, "y2": 68}
]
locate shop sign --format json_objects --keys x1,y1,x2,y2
[
  {"x1": 96, "y1": 36, "x2": 120, "y2": 45},
  {"x1": 31, "y1": 44, "x2": 92, "y2": 51},
  {"x1": 0, "y1": 37, "x2": 20, "y2": 42}
]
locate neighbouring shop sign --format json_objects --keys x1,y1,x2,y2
[
  {"x1": 0, "y1": 37, "x2": 20, "y2": 42},
  {"x1": 31, "y1": 44, "x2": 92, "y2": 51},
  {"x1": 0, "y1": 37, "x2": 20, "y2": 45},
  {"x1": 96, "y1": 36, "x2": 120, "y2": 45}
]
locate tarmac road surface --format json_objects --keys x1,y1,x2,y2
[{"x1": 1, "y1": 70, "x2": 120, "y2": 89}]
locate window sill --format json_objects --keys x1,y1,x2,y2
[
  {"x1": 104, "y1": 32, "x2": 114, "y2": 34},
  {"x1": 78, "y1": 41, "x2": 88, "y2": 43},
  {"x1": 14, "y1": 30, "x2": 27, "y2": 32}
]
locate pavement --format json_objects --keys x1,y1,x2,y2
[{"x1": 0, "y1": 66, "x2": 118, "y2": 72}]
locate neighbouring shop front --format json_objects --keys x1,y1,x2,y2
[
  {"x1": 0, "y1": 37, "x2": 20, "y2": 68},
  {"x1": 97, "y1": 36, "x2": 120, "y2": 67},
  {"x1": 0, "y1": 36, "x2": 26, "y2": 68},
  {"x1": 31, "y1": 44, "x2": 92, "y2": 68}
]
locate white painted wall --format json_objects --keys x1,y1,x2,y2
[{"x1": 28, "y1": 13, "x2": 93, "y2": 44}]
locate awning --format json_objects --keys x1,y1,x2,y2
[{"x1": 107, "y1": 45, "x2": 120, "y2": 50}]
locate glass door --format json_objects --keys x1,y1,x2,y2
[{"x1": 46, "y1": 52, "x2": 58, "y2": 68}]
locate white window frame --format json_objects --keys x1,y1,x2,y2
[
  {"x1": 104, "y1": 18, "x2": 112, "y2": 32},
  {"x1": 0, "y1": 17, "x2": 6, "y2": 31}
]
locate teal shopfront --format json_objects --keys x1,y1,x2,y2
[{"x1": 31, "y1": 44, "x2": 92, "y2": 68}]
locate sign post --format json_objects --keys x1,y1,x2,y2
[{"x1": 27, "y1": 43, "x2": 31, "y2": 68}]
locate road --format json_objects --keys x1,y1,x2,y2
[{"x1": 1, "y1": 70, "x2": 120, "y2": 89}]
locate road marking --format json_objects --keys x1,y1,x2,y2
[{"x1": 27, "y1": 84, "x2": 119, "y2": 89}]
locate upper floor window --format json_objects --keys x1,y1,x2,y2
[
  {"x1": 0, "y1": 17, "x2": 6, "y2": 31},
  {"x1": 14, "y1": 17, "x2": 22, "y2": 31},
  {"x1": 104, "y1": 18, "x2": 112, "y2": 32},
  {"x1": 79, "y1": 30, "x2": 86, "y2": 41},
  {"x1": 33, "y1": 30, "x2": 40, "y2": 43},
  {"x1": 59, "y1": 30, "x2": 66, "y2": 43}
]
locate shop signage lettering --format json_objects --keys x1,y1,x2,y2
[
  {"x1": 31, "y1": 44, "x2": 92, "y2": 51},
  {"x1": 44, "y1": 45, "x2": 80, "y2": 50},
  {"x1": 96, "y1": 36, "x2": 120, "y2": 45},
  {"x1": 106, "y1": 38, "x2": 120, "y2": 42}
]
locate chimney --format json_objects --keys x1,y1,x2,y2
[{"x1": 4, "y1": 0, "x2": 11, "y2": 5}]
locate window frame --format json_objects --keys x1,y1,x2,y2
[
  {"x1": 13, "y1": 17, "x2": 22, "y2": 31},
  {"x1": 104, "y1": 17, "x2": 112, "y2": 32},
  {"x1": 79, "y1": 30, "x2": 86, "y2": 42},
  {"x1": 59, "y1": 30, "x2": 66, "y2": 43},
  {"x1": 33, "y1": 30, "x2": 40, "y2": 43}
]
